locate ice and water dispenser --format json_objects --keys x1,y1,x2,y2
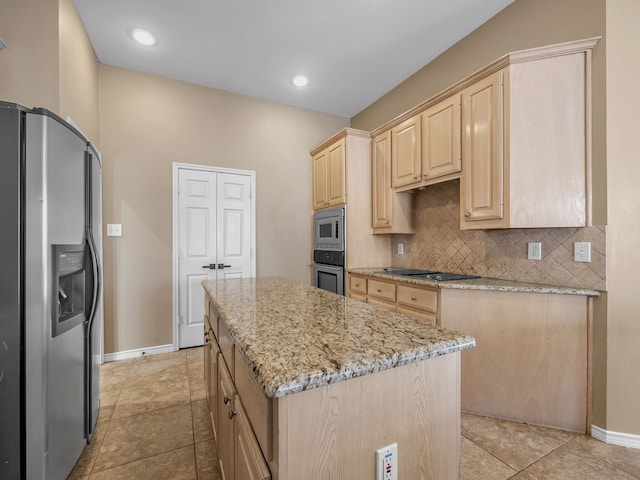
[{"x1": 51, "y1": 244, "x2": 86, "y2": 337}]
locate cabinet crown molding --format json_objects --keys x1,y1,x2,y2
[
  {"x1": 310, "y1": 127, "x2": 370, "y2": 156},
  {"x1": 370, "y1": 37, "x2": 601, "y2": 137}
]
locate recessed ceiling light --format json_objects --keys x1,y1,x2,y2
[
  {"x1": 292, "y1": 75, "x2": 309, "y2": 87},
  {"x1": 131, "y1": 28, "x2": 157, "y2": 47}
]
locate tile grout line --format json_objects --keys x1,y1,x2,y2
[
  {"x1": 506, "y1": 434, "x2": 579, "y2": 477},
  {"x1": 186, "y1": 350, "x2": 201, "y2": 480},
  {"x1": 461, "y1": 432, "x2": 518, "y2": 477}
]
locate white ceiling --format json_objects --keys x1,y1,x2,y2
[{"x1": 73, "y1": 0, "x2": 515, "y2": 118}]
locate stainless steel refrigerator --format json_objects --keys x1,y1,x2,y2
[{"x1": 0, "y1": 101, "x2": 103, "y2": 479}]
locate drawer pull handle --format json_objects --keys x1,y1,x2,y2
[
  {"x1": 411, "y1": 295, "x2": 416, "y2": 301},
  {"x1": 228, "y1": 410, "x2": 237, "y2": 420},
  {"x1": 224, "y1": 396, "x2": 231, "y2": 405}
]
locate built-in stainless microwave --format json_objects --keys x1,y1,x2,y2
[{"x1": 313, "y1": 206, "x2": 345, "y2": 251}]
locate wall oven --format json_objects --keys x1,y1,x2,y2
[{"x1": 313, "y1": 206, "x2": 345, "y2": 295}]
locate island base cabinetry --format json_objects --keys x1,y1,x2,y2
[
  {"x1": 274, "y1": 352, "x2": 461, "y2": 480},
  {"x1": 440, "y1": 288, "x2": 589, "y2": 433}
]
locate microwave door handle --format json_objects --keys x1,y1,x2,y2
[{"x1": 335, "y1": 220, "x2": 339, "y2": 238}]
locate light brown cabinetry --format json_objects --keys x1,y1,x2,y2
[
  {"x1": 461, "y1": 72, "x2": 504, "y2": 224},
  {"x1": 421, "y1": 95, "x2": 462, "y2": 181},
  {"x1": 205, "y1": 303, "x2": 271, "y2": 480},
  {"x1": 349, "y1": 273, "x2": 439, "y2": 325},
  {"x1": 440, "y1": 288, "x2": 591, "y2": 433},
  {"x1": 311, "y1": 129, "x2": 392, "y2": 287},
  {"x1": 312, "y1": 138, "x2": 345, "y2": 210},
  {"x1": 460, "y1": 41, "x2": 596, "y2": 229},
  {"x1": 391, "y1": 115, "x2": 421, "y2": 188},
  {"x1": 370, "y1": 37, "x2": 598, "y2": 231},
  {"x1": 371, "y1": 131, "x2": 415, "y2": 234}
]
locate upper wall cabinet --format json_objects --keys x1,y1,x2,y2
[
  {"x1": 312, "y1": 138, "x2": 345, "y2": 210},
  {"x1": 421, "y1": 94, "x2": 462, "y2": 183},
  {"x1": 461, "y1": 39, "x2": 598, "y2": 230},
  {"x1": 371, "y1": 37, "x2": 599, "y2": 231},
  {"x1": 391, "y1": 114, "x2": 421, "y2": 188},
  {"x1": 372, "y1": 130, "x2": 415, "y2": 234}
]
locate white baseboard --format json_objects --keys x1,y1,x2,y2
[
  {"x1": 592, "y1": 425, "x2": 640, "y2": 449},
  {"x1": 103, "y1": 344, "x2": 176, "y2": 362}
]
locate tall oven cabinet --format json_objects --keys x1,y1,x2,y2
[{"x1": 310, "y1": 128, "x2": 391, "y2": 295}]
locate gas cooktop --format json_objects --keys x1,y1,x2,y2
[{"x1": 374, "y1": 268, "x2": 480, "y2": 282}]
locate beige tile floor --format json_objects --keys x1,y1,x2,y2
[{"x1": 69, "y1": 348, "x2": 640, "y2": 479}]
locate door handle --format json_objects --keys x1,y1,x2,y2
[
  {"x1": 202, "y1": 264, "x2": 217, "y2": 269},
  {"x1": 217, "y1": 264, "x2": 232, "y2": 269}
]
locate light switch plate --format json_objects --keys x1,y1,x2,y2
[
  {"x1": 107, "y1": 224, "x2": 122, "y2": 237},
  {"x1": 397, "y1": 243, "x2": 404, "y2": 255}
]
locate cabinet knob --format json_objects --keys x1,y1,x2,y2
[
  {"x1": 464, "y1": 211, "x2": 471, "y2": 218},
  {"x1": 228, "y1": 410, "x2": 237, "y2": 420},
  {"x1": 385, "y1": 220, "x2": 390, "y2": 225},
  {"x1": 224, "y1": 396, "x2": 231, "y2": 405},
  {"x1": 377, "y1": 288, "x2": 382, "y2": 293},
  {"x1": 413, "y1": 174, "x2": 418, "y2": 179},
  {"x1": 423, "y1": 172, "x2": 428, "y2": 177},
  {"x1": 355, "y1": 282, "x2": 360, "y2": 287},
  {"x1": 411, "y1": 295, "x2": 416, "y2": 301}
]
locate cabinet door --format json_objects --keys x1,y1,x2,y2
[
  {"x1": 312, "y1": 150, "x2": 328, "y2": 210},
  {"x1": 372, "y1": 131, "x2": 392, "y2": 228},
  {"x1": 218, "y1": 362, "x2": 236, "y2": 480},
  {"x1": 326, "y1": 139, "x2": 346, "y2": 207},
  {"x1": 391, "y1": 115, "x2": 421, "y2": 188},
  {"x1": 204, "y1": 323, "x2": 211, "y2": 406},
  {"x1": 422, "y1": 95, "x2": 461, "y2": 180},
  {"x1": 461, "y1": 72, "x2": 504, "y2": 225},
  {"x1": 235, "y1": 401, "x2": 271, "y2": 480},
  {"x1": 210, "y1": 340, "x2": 220, "y2": 440}
]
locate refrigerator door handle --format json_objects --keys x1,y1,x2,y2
[{"x1": 86, "y1": 231, "x2": 100, "y2": 327}]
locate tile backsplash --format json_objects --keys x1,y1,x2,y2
[{"x1": 391, "y1": 180, "x2": 606, "y2": 291}]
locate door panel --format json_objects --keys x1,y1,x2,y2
[
  {"x1": 179, "y1": 169, "x2": 217, "y2": 348},
  {"x1": 216, "y1": 173, "x2": 252, "y2": 281},
  {"x1": 178, "y1": 168, "x2": 254, "y2": 348}
]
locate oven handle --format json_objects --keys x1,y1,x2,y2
[{"x1": 314, "y1": 263, "x2": 344, "y2": 272}]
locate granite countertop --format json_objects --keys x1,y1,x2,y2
[
  {"x1": 349, "y1": 268, "x2": 601, "y2": 297},
  {"x1": 202, "y1": 276, "x2": 475, "y2": 398}
]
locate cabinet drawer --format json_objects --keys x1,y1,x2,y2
[
  {"x1": 350, "y1": 275, "x2": 367, "y2": 295},
  {"x1": 397, "y1": 284, "x2": 437, "y2": 313},
  {"x1": 219, "y1": 320, "x2": 235, "y2": 379},
  {"x1": 367, "y1": 279, "x2": 396, "y2": 302},
  {"x1": 235, "y1": 400, "x2": 271, "y2": 480},
  {"x1": 367, "y1": 296, "x2": 396, "y2": 311},
  {"x1": 235, "y1": 346, "x2": 273, "y2": 461},
  {"x1": 350, "y1": 293, "x2": 366, "y2": 303},
  {"x1": 397, "y1": 306, "x2": 437, "y2": 325}
]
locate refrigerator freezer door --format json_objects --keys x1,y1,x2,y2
[{"x1": 24, "y1": 112, "x2": 88, "y2": 479}]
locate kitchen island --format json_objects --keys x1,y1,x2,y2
[{"x1": 202, "y1": 276, "x2": 475, "y2": 480}]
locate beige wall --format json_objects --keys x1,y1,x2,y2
[
  {"x1": 0, "y1": 0, "x2": 60, "y2": 109},
  {"x1": 0, "y1": 0, "x2": 99, "y2": 142},
  {"x1": 99, "y1": 65, "x2": 348, "y2": 353},
  {"x1": 605, "y1": 0, "x2": 640, "y2": 435},
  {"x1": 58, "y1": 0, "x2": 100, "y2": 143}
]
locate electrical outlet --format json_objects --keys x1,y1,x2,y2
[
  {"x1": 574, "y1": 242, "x2": 591, "y2": 262},
  {"x1": 527, "y1": 242, "x2": 542, "y2": 260},
  {"x1": 397, "y1": 243, "x2": 404, "y2": 255},
  {"x1": 376, "y1": 443, "x2": 398, "y2": 480}
]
